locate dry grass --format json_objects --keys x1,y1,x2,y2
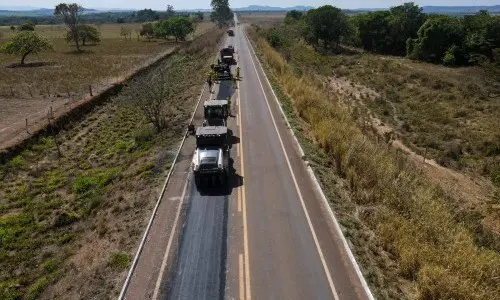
[
  {"x1": 247, "y1": 28, "x2": 500, "y2": 300},
  {"x1": 0, "y1": 27, "x2": 224, "y2": 300},
  {"x1": 279, "y1": 40, "x2": 500, "y2": 186},
  {"x1": 238, "y1": 12, "x2": 285, "y2": 28},
  {"x1": 0, "y1": 22, "x2": 215, "y2": 99}
]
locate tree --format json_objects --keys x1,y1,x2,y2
[
  {"x1": 120, "y1": 26, "x2": 132, "y2": 40},
  {"x1": 65, "y1": 24, "x2": 100, "y2": 46},
  {"x1": 10, "y1": 25, "x2": 16, "y2": 31},
  {"x1": 387, "y1": 2, "x2": 427, "y2": 55},
  {"x1": 154, "y1": 17, "x2": 195, "y2": 41},
  {"x1": 407, "y1": 15, "x2": 465, "y2": 64},
  {"x1": 78, "y1": 25, "x2": 100, "y2": 45},
  {"x1": 3, "y1": 31, "x2": 52, "y2": 65},
  {"x1": 54, "y1": 3, "x2": 84, "y2": 51},
  {"x1": 18, "y1": 21, "x2": 35, "y2": 31},
  {"x1": 305, "y1": 5, "x2": 350, "y2": 50},
  {"x1": 211, "y1": 0, "x2": 233, "y2": 27},
  {"x1": 137, "y1": 9, "x2": 159, "y2": 22},
  {"x1": 166, "y1": 5, "x2": 175, "y2": 18},
  {"x1": 354, "y1": 11, "x2": 392, "y2": 53},
  {"x1": 168, "y1": 17, "x2": 195, "y2": 41},
  {"x1": 284, "y1": 10, "x2": 303, "y2": 24},
  {"x1": 133, "y1": 68, "x2": 172, "y2": 132},
  {"x1": 140, "y1": 22, "x2": 155, "y2": 41}
]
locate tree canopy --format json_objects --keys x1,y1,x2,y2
[
  {"x1": 211, "y1": 0, "x2": 233, "y2": 27},
  {"x1": 3, "y1": 31, "x2": 52, "y2": 65},
  {"x1": 18, "y1": 21, "x2": 35, "y2": 31},
  {"x1": 305, "y1": 5, "x2": 350, "y2": 49},
  {"x1": 66, "y1": 24, "x2": 101, "y2": 46},
  {"x1": 54, "y1": 3, "x2": 84, "y2": 51},
  {"x1": 154, "y1": 17, "x2": 195, "y2": 41},
  {"x1": 352, "y1": 2, "x2": 426, "y2": 55}
]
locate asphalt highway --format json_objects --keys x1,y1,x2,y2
[{"x1": 123, "y1": 20, "x2": 372, "y2": 300}]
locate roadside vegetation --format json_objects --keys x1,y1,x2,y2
[
  {"x1": 247, "y1": 14, "x2": 500, "y2": 300},
  {"x1": 0, "y1": 26, "x2": 224, "y2": 300}
]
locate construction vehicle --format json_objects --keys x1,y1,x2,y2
[
  {"x1": 212, "y1": 62, "x2": 232, "y2": 80},
  {"x1": 220, "y1": 47, "x2": 235, "y2": 65},
  {"x1": 193, "y1": 126, "x2": 229, "y2": 186},
  {"x1": 203, "y1": 100, "x2": 229, "y2": 126}
]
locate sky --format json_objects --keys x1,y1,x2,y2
[{"x1": 0, "y1": 0, "x2": 498, "y2": 10}]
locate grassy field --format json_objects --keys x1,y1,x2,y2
[
  {"x1": 0, "y1": 22, "x2": 215, "y2": 99},
  {"x1": 247, "y1": 27, "x2": 500, "y2": 300},
  {"x1": 238, "y1": 12, "x2": 285, "y2": 28},
  {"x1": 0, "y1": 27, "x2": 224, "y2": 300}
]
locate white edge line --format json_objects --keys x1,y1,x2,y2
[
  {"x1": 117, "y1": 45, "x2": 220, "y2": 299},
  {"x1": 243, "y1": 30, "x2": 375, "y2": 300},
  {"x1": 244, "y1": 31, "x2": 339, "y2": 300},
  {"x1": 151, "y1": 176, "x2": 190, "y2": 299}
]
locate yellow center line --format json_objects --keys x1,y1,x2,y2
[
  {"x1": 239, "y1": 253, "x2": 245, "y2": 300},
  {"x1": 237, "y1": 76, "x2": 251, "y2": 300}
]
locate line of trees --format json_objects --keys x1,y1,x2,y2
[
  {"x1": 139, "y1": 16, "x2": 196, "y2": 42},
  {"x1": 275, "y1": 2, "x2": 500, "y2": 66},
  {"x1": 0, "y1": 9, "x2": 205, "y2": 26}
]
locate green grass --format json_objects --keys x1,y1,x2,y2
[
  {"x1": 0, "y1": 26, "x2": 224, "y2": 299},
  {"x1": 248, "y1": 27, "x2": 500, "y2": 300},
  {"x1": 108, "y1": 252, "x2": 131, "y2": 270}
]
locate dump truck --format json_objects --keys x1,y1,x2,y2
[
  {"x1": 193, "y1": 126, "x2": 229, "y2": 186},
  {"x1": 204, "y1": 100, "x2": 229, "y2": 126},
  {"x1": 220, "y1": 47, "x2": 235, "y2": 65}
]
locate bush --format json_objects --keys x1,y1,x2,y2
[{"x1": 108, "y1": 252, "x2": 131, "y2": 270}]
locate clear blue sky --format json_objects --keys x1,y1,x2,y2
[{"x1": 0, "y1": 0, "x2": 498, "y2": 10}]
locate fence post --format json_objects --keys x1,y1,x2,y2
[
  {"x1": 25, "y1": 118, "x2": 30, "y2": 134},
  {"x1": 10, "y1": 87, "x2": 14, "y2": 97},
  {"x1": 89, "y1": 85, "x2": 93, "y2": 96}
]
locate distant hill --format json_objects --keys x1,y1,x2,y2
[
  {"x1": 0, "y1": 4, "x2": 499, "y2": 17},
  {"x1": 233, "y1": 5, "x2": 313, "y2": 11},
  {"x1": 422, "y1": 5, "x2": 500, "y2": 14}
]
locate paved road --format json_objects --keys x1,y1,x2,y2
[{"x1": 123, "y1": 21, "x2": 372, "y2": 300}]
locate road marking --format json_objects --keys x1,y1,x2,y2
[
  {"x1": 238, "y1": 185, "x2": 242, "y2": 213},
  {"x1": 151, "y1": 176, "x2": 190, "y2": 300},
  {"x1": 239, "y1": 253, "x2": 245, "y2": 300},
  {"x1": 236, "y1": 139, "x2": 240, "y2": 157},
  {"x1": 243, "y1": 31, "x2": 340, "y2": 300},
  {"x1": 237, "y1": 71, "x2": 251, "y2": 300}
]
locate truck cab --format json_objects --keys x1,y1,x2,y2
[
  {"x1": 193, "y1": 126, "x2": 229, "y2": 186},
  {"x1": 220, "y1": 47, "x2": 235, "y2": 65},
  {"x1": 204, "y1": 100, "x2": 229, "y2": 126}
]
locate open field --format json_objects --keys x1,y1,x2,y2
[
  {"x1": 0, "y1": 22, "x2": 215, "y2": 147},
  {"x1": 247, "y1": 26, "x2": 500, "y2": 300},
  {"x1": 238, "y1": 12, "x2": 285, "y2": 28},
  {"x1": 0, "y1": 27, "x2": 224, "y2": 300}
]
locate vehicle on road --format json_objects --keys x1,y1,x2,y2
[
  {"x1": 193, "y1": 126, "x2": 229, "y2": 186},
  {"x1": 227, "y1": 29, "x2": 234, "y2": 36},
  {"x1": 220, "y1": 47, "x2": 235, "y2": 65},
  {"x1": 204, "y1": 100, "x2": 229, "y2": 126},
  {"x1": 212, "y1": 62, "x2": 232, "y2": 80}
]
